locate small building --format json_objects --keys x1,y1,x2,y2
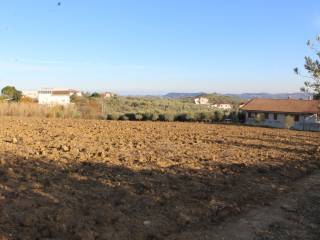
[
  {"x1": 212, "y1": 103, "x2": 233, "y2": 110},
  {"x1": 38, "y1": 88, "x2": 79, "y2": 105},
  {"x1": 241, "y1": 98, "x2": 320, "y2": 131},
  {"x1": 101, "y1": 92, "x2": 114, "y2": 98},
  {"x1": 194, "y1": 97, "x2": 209, "y2": 105}
]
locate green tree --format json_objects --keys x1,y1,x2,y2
[
  {"x1": 214, "y1": 110, "x2": 224, "y2": 122},
  {"x1": 294, "y1": 35, "x2": 320, "y2": 99},
  {"x1": 90, "y1": 92, "x2": 101, "y2": 98},
  {"x1": 1, "y1": 86, "x2": 22, "y2": 101}
]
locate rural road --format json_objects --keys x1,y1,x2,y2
[{"x1": 178, "y1": 170, "x2": 320, "y2": 240}]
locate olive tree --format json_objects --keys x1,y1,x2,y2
[
  {"x1": 1, "y1": 86, "x2": 22, "y2": 101},
  {"x1": 294, "y1": 35, "x2": 320, "y2": 99}
]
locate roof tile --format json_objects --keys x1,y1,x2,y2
[{"x1": 241, "y1": 98, "x2": 320, "y2": 114}]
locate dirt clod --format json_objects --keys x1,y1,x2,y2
[{"x1": 0, "y1": 117, "x2": 319, "y2": 240}]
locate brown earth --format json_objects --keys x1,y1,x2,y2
[{"x1": 0, "y1": 117, "x2": 319, "y2": 240}]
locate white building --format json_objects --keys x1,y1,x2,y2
[
  {"x1": 38, "y1": 88, "x2": 79, "y2": 105},
  {"x1": 194, "y1": 97, "x2": 209, "y2": 105},
  {"x1": 241, "y1": 98, "x2": 320, "y2": 131},
  {"x1": 102, "y1": 92, "x2": 114, "y2": 98},
  {"x1": 212, "y1": 103, "x2": 233, "y2": 110}
]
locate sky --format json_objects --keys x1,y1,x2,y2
[{"x1": 0, "y1": 0, "x2": 319, "y2": 95}]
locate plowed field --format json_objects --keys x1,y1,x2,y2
[{"x1": 0, "y1": 117, "x2": 319, "y2": 239}]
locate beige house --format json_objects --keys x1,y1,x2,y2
[
  {"x1": 241, "y1": 98, "x2": 320, "y2": 131},
  {"x1": 194, "y1": 97, "x2": 209, "y2": 105},
  {"x1": 212, "y1": 103, "x2": 232, "y2": 110},
  {"x1": 102, "y1": 92, "x2": 115, "y2": 98}
]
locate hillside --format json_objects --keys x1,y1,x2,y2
[
  {"x1": 163, "y1": 92, "x2": 243, "y2": 104},
  {"x1": 163, "y1": 92, "x2": 205, "y2": 99},
  {"x1": 198, "y1": 93, "x2": 243, "y2": 103},
  {"x1": 226, "y1": 92, "x2": 312, "y2": 100},
  {"x1": 164, "y1": 92, "x2": 312, "y2": 101}
]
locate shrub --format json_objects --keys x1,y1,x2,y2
[
  {"x1": 174, "y1": 113, "x2": 194, "y2": 122},
  {"x1": 238, "y1": 111, "x2": 246, "y2": 123},
  {"x1": 106, "y1": 113, "x2": 120, "y2": 120},
  {"x1": 214, "y1": 110, "x2": 224, "y2": 122},
  {"x1": 284, "y1": 115, "x2": 295, "y2": 129},
  {"x1": 20, "y1": 96, "x2": 35, "y2": 103},
  {"x1": 90, "y1": 92, "x2": 101, "y2": 98},
  {"x1": 135, "y1": 113, "x2": 143, "y2": 121},
  {"x1": 74, "y1": 97, "x2": 102, "y2": 119},
  {"x1": 119, "y1": 115, "x2": 129, "y2": 121},
  {"x1": 48, "y1": 105, "x2": 64, "y2": 118},
  {"x1": 150, "y1": 113, "x2": 159, "y2": 121},
  {"x1": 195, "y1": 112, "x2": 214, "y2": 122},
  {"x1": 254, "y1": 113, "x2": 264, "y2": 124},
  {"x1": 142, "y1": 112, "x2": 158, "y2": 121},
  {"x1": 124, "y1": 113, "x2": 137, "y2": 121},
  {"x1": 142, "y1": 112, "x2": 152, "y2": 121},
  {"x1": 158, "y1": 113, "x2": 174, "y2": 121}
]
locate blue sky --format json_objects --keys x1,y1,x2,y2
[{"x1": 0, "y1": 0, "x2": 319, "y2": 94}]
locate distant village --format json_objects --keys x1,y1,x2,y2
[
  {"x1": 194, "y1": 96, "x2": 320, "y2": 131},
  {"x1": 194, "y1": 96, "x2": 245, "y2": 110},
  {"x1": 1, "y1": 87, "x2": 319, "y2": 132}
]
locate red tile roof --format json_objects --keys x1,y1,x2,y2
[
  {"x1": 241, "y1": 98, "x2": 320, "y2": 114},
  {"x1": 51, "y1": 90, "x2": 70, "y2": 95}
]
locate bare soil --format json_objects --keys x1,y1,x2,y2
[{"x1": 0, "y1": 117, "x2": 319, "y2": 240}]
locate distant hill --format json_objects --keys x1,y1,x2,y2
[
  {"x1": 163, "y1": 92, "x2": 204, "y2": 99},
  {"x1": 163, "y1": 92, "x2": 312, "y2": 103},
  {"x1": 225, "y1": 92, "x2": 312, "y2": 100},
  {"x1": 163, "y1": 92, "x2": 243, "y2": 104}
]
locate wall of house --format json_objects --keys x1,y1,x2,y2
[
  {"x1": 244, "y1": 112, "x2": 320, "y2": 131},
  {"x1": 194, "y1": 97, "x2": 209, "y2": 105},
  {"x1": 213, "y1": 104, "x2": 232, "y2": 110},
  {"x1": 293, "y1": 114, "x2": 320, "y2": 131},
  {"x1": 38, "y1": 93, "x2": 70, "y2": 105},
  {"x1": 245, "y1": 112, "x2": 285, "y2": 128}
]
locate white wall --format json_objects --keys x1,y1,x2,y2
[
  {"x1": 244, "y1": 112, "x2": 320, "y2": 131},
  {"x1": 245, "y1": 112, "x2": 285, "y2": 128},
  {"x1": 195, "y1": 97, "x2": 209, "y2": 105},
  {"x1": 38, "y1": 93, "x2": 70, "y2": 105},
  {"x1": 213, "y1": 104, "x2": 232, "y2": 110}
]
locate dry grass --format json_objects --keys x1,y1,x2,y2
[{"x1": 0, "y1": 102, "x2": 80, "y2": 118}]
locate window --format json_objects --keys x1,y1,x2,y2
[
  {"x1": 294, "y1": 115, "x2": 299, "y2": 122},
  {"x1": 273, "y1": 113, "x2": 278, "y2": 120},
  {"x1": 264, "y1": 113, "x2": 269, "y2": 119},
  {"x1": 248, "y1": 112, "x2": 254, "y2": 118},
  {"x1": 39, "y1": 90, "x2": 51, "y2": 94}
]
